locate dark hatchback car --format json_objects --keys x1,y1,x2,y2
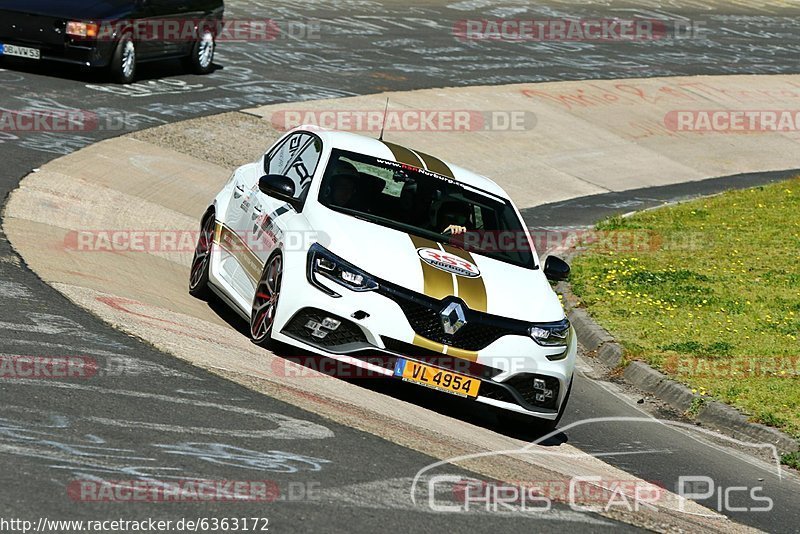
[{"x1": 0, "y1": 0, "x2": 224, "y2": 83}]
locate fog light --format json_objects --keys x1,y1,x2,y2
[
  {"x1": 321, "y1": 317, "x2": 341, "y2": 330},
  {"x1": 305, "y1": 320, "x2": 328, "y2": 339},
  {"x1": 305, "y1": 317, "x2": 342, "y2": 339}
]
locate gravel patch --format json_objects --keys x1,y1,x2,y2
[{"x1": 132, "y1": 111, "x2": 282, "y2": 169}]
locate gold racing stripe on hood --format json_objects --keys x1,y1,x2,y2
[
  {"x1": 215, "y1": 223, "x2": 263, "y2": 283},
  {"x1": 442, "y1": 244, "x2": 488, "y2": 313},
  {"x1": 382, "y1": 140, "x2": 424, "y2": 168},
  {"x1": 409, "y1": 234, "x2": 454, "y2": 300},
  {"x1": 409, "y1": 234, "x2": 481, "y2": 362},
  {"x1": 412, "y1": 335, "x2": 478, "y2": 362}
]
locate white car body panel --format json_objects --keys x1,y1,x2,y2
[{"x1": 198, "y1": 126, "x2": 577, "y2": 421}]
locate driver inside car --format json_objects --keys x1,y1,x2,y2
[
  {"x1": 436, "y1": 200, "x2": 472, "y2": 235},
  {"x1": 327, "y1": 162, "x2": 360, "y2": 208}
]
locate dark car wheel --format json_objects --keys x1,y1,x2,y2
[
  {"x1": 250, "y1": 252, "x2": 283, "y2": 347},
  {"x1": 184, "y1": 29, "x2": 215, "y2": 75},
  {"x1": 189, "y1": 212, "x2": 215, "y2": 299},
  {"x1": 110, "y1": 34, "x2": 137, "y2": 84}
]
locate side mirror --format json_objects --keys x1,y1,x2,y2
[
  {"x1": 258, "y1": 174, "x2": 305, "y2": 212},
  {"x1": 258, "y1": 174, "x2": 297, "y2": 204},
  {"x1": 544, "y1": 256, "x2": 570, "y2": 281}
]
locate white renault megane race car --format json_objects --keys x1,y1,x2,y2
[{"x1": 189, "y1": 127, "x2": 576, "y2": 429}]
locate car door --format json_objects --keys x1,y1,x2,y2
[
  {"x1": 215, "y1": 164, "x2": 260, "y2": 302},
  {"x1": 224, "y1": 132, "x2": 323, "y2": 303},
  {"x1": 142, "y1": 0, "x2": 186, "y2": 57}
]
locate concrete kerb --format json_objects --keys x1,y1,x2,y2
[{"x1": 560, "y1": 282, "x2": 800, "y2": 455}]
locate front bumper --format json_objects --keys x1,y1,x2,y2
[
  {"x1": 0, "y1": 37, "x2": 113, "y2": 67},
  {"x1": 271, "y1": 250, "x2": 577, "y2": 419}
]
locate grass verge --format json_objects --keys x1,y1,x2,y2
[{"x1": 570, "y1": 177, "x2": 800, "y2": 442}]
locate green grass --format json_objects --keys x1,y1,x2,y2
[
  {"x1": 570, "y1": 177, "x2": 800, "y2": 440},
  {"x1": 781, "y1": 452, "x2": 800, "y2": 470}
]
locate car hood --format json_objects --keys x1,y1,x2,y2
[
  {"x1": 307, "y1": 208, "x2": 565, "y2": 323},
  {"x1": 0, "y1": 0, "x2": 133, "y2": 19}
]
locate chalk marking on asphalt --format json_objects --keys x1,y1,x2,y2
[{"x1": 4, "y1": 380, "x2": 334, "y2": 440}]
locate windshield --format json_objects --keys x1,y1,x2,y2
[{"x1": 317, "y1": 149, "x2": 536, "y2": 269}]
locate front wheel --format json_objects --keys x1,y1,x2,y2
[
  {"x1": 250, "y1": 252, "x2": 283, "y2": 346},
  {"x1": 184, "y1": 29, "x2": 215, "y2": 74},
  {"x1": 189, "y1": 213, "x2": 215, "y2": 299},
  {"x1": 110, "y1": 34, "x2": 136, "y2": 84}
]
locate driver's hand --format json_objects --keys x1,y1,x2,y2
[{"x1": 443, "y1": 224, "x2": 467, "y2": 235}]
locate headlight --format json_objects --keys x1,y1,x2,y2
[
  {"x1": 307, "y1": 243, "x2": 379, "y2": 296},
  {"x1": 529, "y1": 318, "x2": 570, "y2": 346},
  {"x1": 66, "y1": 22, "x2": 99, "y2": 38}
]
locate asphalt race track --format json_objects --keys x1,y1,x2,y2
[{"x1": 1, "y1": 0, "x2": 800, "y2": 532}]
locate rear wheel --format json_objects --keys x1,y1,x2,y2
[
  {"x1": 250, "y1": 252, "x2": 283, "y2": 346},
  {"x1": 184, "y1": 29, "x2": 215, "y2": 75},
  {"x1": 189, "y1": 213, "x2": 215, "y2": 299},
  {"x1": 110, "y1": 34, "x2": 136, "y2": 84}
]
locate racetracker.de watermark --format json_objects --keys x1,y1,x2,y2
[
  {"x1": 0, "y1": 109, "x2": 160, "y2": 133},
  {"x1": 453, "y1": 18, "x2": 705, "y2": 41},
  {"x1": 271, "y1": 354, "x2": 494, "y2": 379},
  {"x1": 63, "y1": 229, "x2": 326, "y2": 253},
  {"x1": 665, "y1": 110, "x2": 800, "y2": 132},
  {"x1": 451, "y1": 229, "x2": 704, "y2": 254},
  {"x1": 269, "y1": 110, "x2": 536, "y2": 132},
  {"x1": 67, "y1": 479, "x2": 283, "y2": 502},
  {"x1": 0, "y1": 355, "x2": 97, "y2": 379},
  {"x1": 664, "y1": 355, "x2": 800, "y2": 378},
  {"x1": 77, "y1": 19, "x2": 320, "y2": 42}
]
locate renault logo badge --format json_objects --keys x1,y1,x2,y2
[{"x1": 440, "y1": 302, "x2": 467, "y2": 335}]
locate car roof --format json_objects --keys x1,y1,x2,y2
[{"x1": 296, "y1": 126, "x2": 509, "y2": 199}]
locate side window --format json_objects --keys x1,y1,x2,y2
[
  {"x1": 285, "y1": 136, "x2": 323, "y2": 198},
  {"x1": 264, "y1": 133, "x2": 314, "y2": 176},
  {"x1": 473, "y1": 205, "x2": 485, "y2": 229}
]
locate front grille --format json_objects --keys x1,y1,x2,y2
[
  {"x1": 0, "y1": 11, "x2": 65, "y2": 46},
  {"x1": 396, "y1": 299, "x2": 513, "y2": 350},
  {"x1": 282, "y1": 308, "x2": 368, "y2": 349},
  {"x1": 378, "y1": 283, "x2": 529, "y2": 351}
]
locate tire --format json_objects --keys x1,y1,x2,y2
[
  {"x1": 250, "y1": 252, "x2": 283, "y2": 347},
  {"x1": 498, "y1": 378, "x2": 573, "y2": 434},
  {"x1": 183, "y1": 28, "x2": 215, "y2": 75},
  {"x1": 189, "y1": 212, "x2": 215, "y2": 299},
  {"x1": 110, "y1": 34, "x2": 136, "y2": 84}
]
